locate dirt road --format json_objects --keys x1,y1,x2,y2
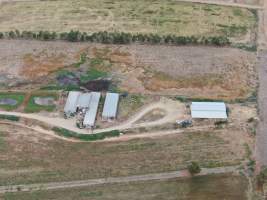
[
  {"x1": 0, "y1": 166, "x2": 237, "y2": 194},
  {"x1": 256, "y1": 49, "x2": 267, "y2": 167},
  {"x1": 176, "y1": 0, "x2": 263, "y2": 9},
  {"x1": 0, "y1": 99, "x2": 183, "y2": 134}
]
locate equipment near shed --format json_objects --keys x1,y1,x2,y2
[
  {"x1": 190, "y1": 102, "x2": 227, "y2": 119},
  {"x1": 102, "y1": 93, "x2": 119, "y2": 121},
  {"x1": 176, "y1": 119, "x2": 192, "y2": 128},
  {"x1": 64, "y1": 91, "x2": 81, "y2": 118}
]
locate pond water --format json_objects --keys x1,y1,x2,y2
[{"x1": 0, "y1": 98, "x2": 17, "y2": 106}]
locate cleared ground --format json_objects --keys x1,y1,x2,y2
[
  {"x1": 0, "y1": 0, "x2": 256, "y2": 42},
  {"x1": 0, "y1": 40, "x2": 257, "y2": 100},
  {"x1": 0, "y1": 122, "x2": 250, "y2": 185},
  {"x1": 0, "y1": 175, "x2": 248, "y2": 200}
]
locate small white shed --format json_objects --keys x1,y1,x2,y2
[
  {"x1": 64, "y1": 91, "x2": 81, "y2": 116},
  {"x1": 83, "y1": 92, "x2": 101, "y2": 128},
  {"x1": 102, "y1": 93, "x2": 119, "y2": 121},
  {"x1": 191, "y1": 102, "x2": 227, "y2": 119}
]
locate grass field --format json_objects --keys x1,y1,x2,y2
[
  {"x1": 0, "y1": 93, "x2": 25, "y2": 111},
  {"x1": 0, "y1": 123, "x2": 245, "y2": 185},
  {"x1": 24, "y1": 92, "x2": 58, "y2": 113},
  {"x1": 1, "y1": 175, "x2": 248, "y2": 200},
  {"x1": 0, "y1": 0, "x2": 256, "y2": 41}
]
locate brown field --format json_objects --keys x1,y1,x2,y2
[
  {"x1": 0, "y1": 121, "x2": 252, "y2": 185},
  {"x1": 0, "y1": 175, "x2": 248, "y2": 200},
  {"x1": 0, "y1": 40, "x2": 257, "y2": 100}
]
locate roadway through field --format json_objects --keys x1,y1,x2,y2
[
  {"x1": 0, "y1": 166, "x2": 237, "y2": 194},
  {"x1": 256, "y1": 49, "x2": 267, "y2": 167}
]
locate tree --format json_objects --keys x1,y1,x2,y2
[{"x1": 187, "y1": 162, "x2": 201, "y2": 175}]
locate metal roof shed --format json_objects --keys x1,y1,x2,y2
[
  {"x1": 191, "y1": 102, "x2": 227, "y2": 119},
  {"x1": 83, "y1": 92, "x2": 101, "y2": 128},
  {"x1": 64, "y1": 91, "x2": 81, "y2": 114},
  {"x1": 102, "y1": 93, "x2": 119, "y2": 120},
  {"x1": 77, "y1": 93, "x2": 91, "y2": 109}
]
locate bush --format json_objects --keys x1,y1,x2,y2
[
  {"x1": 187, "y1": 161, "x2": 201, "y2": 175},
  {"x1": 0, "y1": 114, "x2": 20, "y2": 122},
  {"x1": 52, "y1": 127, "x2": 120, "y2": 141},
  {"x1": 256, "y1": 168, "x2": 267, "y2": 186}
]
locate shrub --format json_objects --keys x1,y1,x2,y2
[
  {"x1": 52, "y1": 127, "x2": 120, "y2": 141},
  {"x1": 187, "y1": 161, "x2": 201, "y2": 175},
  {"x1": 0, "y1": 114, "x2": 20, "y2": 122}
]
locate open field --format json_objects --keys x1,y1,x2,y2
[
  {"x1": 0, "y1": 40, "x2": 257, "y2": 100},
  {"x1": 0, "y1": 175, "x2": 248, "y2": 200},
  {"x1": 0, "y1": 0, "x2": 257, "y2": 43},
  {"x1": 0, "y1": 122, "x2": 251, "y2": 185}
]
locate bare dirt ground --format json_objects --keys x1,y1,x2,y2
[{"x1": 0, "y1": 40, "x2": 257, "y2": 100}]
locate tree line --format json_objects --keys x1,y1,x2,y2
[{"x1": 0, "y1": 30, "x2": 230, "y2": 46}]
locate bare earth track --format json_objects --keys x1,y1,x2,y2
[{"x1": 0, "y1": 166, "x2": 237, "y2": 194}]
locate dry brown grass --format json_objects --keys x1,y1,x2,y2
[
  {"x1": 0, "y1": 0, "x2": 256, "y2": 42},
  {"x1": 0, "y1": 124, "x2": 246, "y2": 185}
]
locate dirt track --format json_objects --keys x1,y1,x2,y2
[
  {"x1": 256, "y1": 49, "x2": 267, "y2": 167},
  {"x1": 0, "y1": 166, "x2": 237, "y2": 193},
  {"x1": 0, "y1": 98, "x2": 184, "y2": 134},
  {"x1": 177, "y1": 0, "x2": 262, "y2": 8}
]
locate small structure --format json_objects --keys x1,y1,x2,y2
[
  {"x1": 102, "y1": 93, "x2": 119, "y2": 121},
  {"x1": 191, "y1": 102, "x2": 227, "y2": 119},
  {"x1": 83, "y1": 92, "x2": 101, "y2": 128},
  {"x1": 76, "y1": 93, "x2": 91, "y2": 110},
  {"x1": 64, "y1": 91, "x2": 81, "y2": 117}
]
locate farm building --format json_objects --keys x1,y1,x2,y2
[
  {"x1": 64, "y1": 91, "x2": 81, "y2": 117},
  {"x1": 102, "y1": 93, "x2": 119, "y2": 121},
  {"x1": 76, "y1": 93, "x2": 91, "y2": 110},
  {"x1": 191, "y1": 102, "x2": 227, "y2": 119},
  {"x1": 83, "y1": 92, "x2": 101, "y2": 128}
]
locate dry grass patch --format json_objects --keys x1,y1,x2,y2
[
  {"x1": 0, "y1": 0, "x2": 256, "y2": 42},
  {"x1": 0, "y1": 124, "x2": 246, "y2": 185}
]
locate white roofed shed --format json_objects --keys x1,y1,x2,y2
[
  {"x1": 83, "y1": 92, "x2": 101, "y2": 128},
  {"x1": 64, "y1": 91, "x2": 81, "y2": 115},
  {"x1": 191, "y1": 102, "x2": 227, "y2": 119},
  {"x1": 77, "y1": 93, "x2": 91, "y2": 109},
  {"x1": 102, "y1": 93, "x2": 119, "y2": 120}
]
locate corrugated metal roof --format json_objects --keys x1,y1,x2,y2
[
  {"x1": 83, "y1": 92, "x2": 101, "y2": 127},
  {"x1": 64, "y1": 91, "x2": 81, "y2": 114},
  {"x1": 77, "y1": 93, "x2": 91, "y2": 108},
  {"x1": 191, "y1": 102, "x2": 227, "y2": 119},
  {"x1": 102, "y1": 93, "x2": 119, "y2": 119}
]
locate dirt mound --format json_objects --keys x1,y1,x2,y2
[{"x1": 34, "y1": 97, "x2": 55, "y2": 106}]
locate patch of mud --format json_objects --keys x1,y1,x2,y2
[
  {"x1": 34, "y1": 97, "x2": 55, "y2": 106},
  {"x1": 0, "y1": 98, "x2": 17, "y2": 105},
  {"x1": 82, "y1": 80, "x2": 111, "y2": 91}
]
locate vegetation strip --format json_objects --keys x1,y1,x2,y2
[
  {"x1": 0, "y1": 30, "x2": 230, "y2": 46},
  {"x1": 0, "y1": 114, "x2": 20, "y2": 122},
  {"x1": 52, "y1": 127, "x2": 120, "y2": 141}
]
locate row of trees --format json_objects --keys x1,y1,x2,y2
[{"x1": 0, "y1": 30, "x2": 230, "y2": 46}]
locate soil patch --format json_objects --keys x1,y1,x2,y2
[{"x1": 33, "y1": 97, "x2": 55, "y2": 106}]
